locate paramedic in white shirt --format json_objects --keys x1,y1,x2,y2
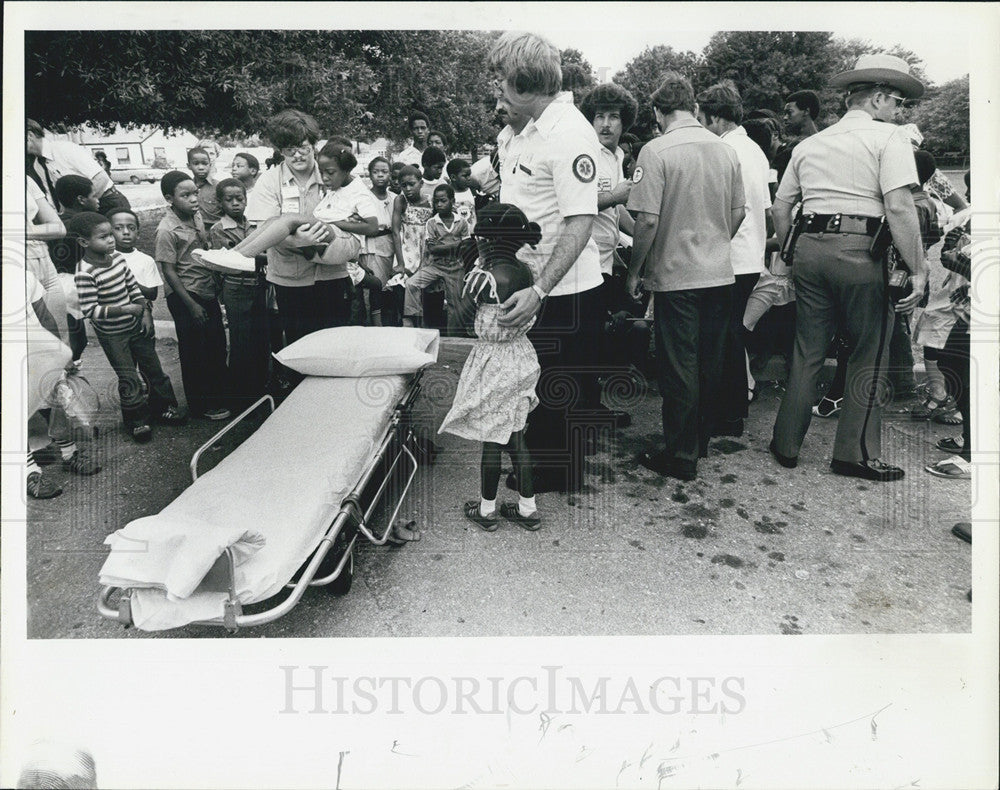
[{"x1": 488, "y1": 30, "x2": 602, "y2": 494}]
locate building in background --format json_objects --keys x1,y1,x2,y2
[{"x1": 52, "y1": 124, "x2": 199, "y2": 169}]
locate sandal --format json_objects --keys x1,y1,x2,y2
[
  {"x1": 925, "y1": 456, "x2": 971, "y2": 479},
  {"x1": 387, "y1": 519, "x2": 421, "y2": 545},
  {"x1": 500, "y1": 502, "x2": 541, "y2": 531},
  {"x1": 931, "y1": 397, "x2": 962, "y2": 424},
  {"x1": 27, "y1": 471, "x2": 62, "y2": 499},
  {"x1": 936, "y1": 436, "x2": 965, "y2": 454},
  {"x1": 911, "y1": 393, "x2": 949, "y2": 420},
  {"x1": 464, "y1": 501, "x2": 499, "y2": 532},
  {"x1": 812, "y1": 396, "x2": 842, "y2": 418}
]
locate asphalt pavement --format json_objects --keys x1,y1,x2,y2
[{"x1": 24, "y1": 338, "x2": 972, "y2": 639}]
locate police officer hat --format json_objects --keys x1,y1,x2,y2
[{"x1": 830, "y1": 54, "x2": 924, "y2": 100}]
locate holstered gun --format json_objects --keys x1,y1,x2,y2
[{"x1": 779, "y1": 206, "x2": 804, "y2": 265}]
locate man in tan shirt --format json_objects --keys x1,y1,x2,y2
[{"x1": 769, "y1": 55, "x2": 929, "y2": 482}]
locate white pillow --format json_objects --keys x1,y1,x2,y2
[{"x1": 273, "y1": 326, "x2": 440, "y2": 377}]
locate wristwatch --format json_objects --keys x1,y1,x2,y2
[{"x1": 531, "y1": 284, "x2": 548, "y2": 301}]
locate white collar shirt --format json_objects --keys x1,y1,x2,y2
[
  {"x1": 499, "y1": 92, "x2": 602, "y2": 297},
  {"x1": 592, "y1": 144, "x2": 626, "y2": 275},
  {"x1": 721, "y1": 125, "x2": 771, "y2": 275}
]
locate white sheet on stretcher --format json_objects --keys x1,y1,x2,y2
[{"x1": 99, "y1": 374, "x2": 409, "y2": 631}]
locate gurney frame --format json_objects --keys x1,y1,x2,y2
[{"x1": 98, "y1": 371, "x2": 423, "y2": 633}]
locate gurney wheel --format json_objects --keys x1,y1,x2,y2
[{"x1": 327, "y1": 550, "x2": 354, "y2": 596}]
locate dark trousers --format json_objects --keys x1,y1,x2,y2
[
  {"x1": 653, "y1": 284, "x2": 733, "y2": 466},
  {"x1": 381, "y1": 286, "x2": 405, "y2": 327},
  {"x1": 937, "y1": 320, "x2": 970, "y2": 455},
  {"x1": 222, "y1": 276, "x2": 270, "y2": 408},
  {"x1": 720, "y1": 272, "x2": 760, "y2": 423},
  {"x1": 886, "y1": 312, "x2": 916, "y2": 394},
  {"x1": 773, "y1": 233, "x2": 894, "y2": 463},
  {"x1": 315, "y1": 278, "x2": 353, "y2": 329},
  {"x1": 525, "y1": 285, "x2": 603, "y2": 490},
  {"x1": 827, "y1": 310, "x2": 915, "y2": 401},
  {"x1": 67, "y1": 314, "x2": 88, "y2": 361},
  {"x1": 272, "y1": 283, "x2": 322, "y2": 345},
  {"x1": 166, "y1": 291, "x2": 230, "y2": 415},
  {"x1": 94, "y1": 322, "x2": 177, "y2": 427}
]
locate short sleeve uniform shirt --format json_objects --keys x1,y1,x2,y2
[
  {"x1": 245, "y1": 162, "x2": 325, "y2": 287},
  {"x1": 592, "y1": 144, "x2": 626, "y2": 275},
  {"x1": 775, "y1": 110, "x2": 917, "y2": 216},
  {"x1": 499, "y1": 92, "x2": 602, "y2": 297},
  {"x1": 627, "y1": 118, "x2": 744, "y2": 292}
]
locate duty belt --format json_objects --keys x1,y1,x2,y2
[{"x1": 801, "y1": 214, "x2": 882, "y2": 236}]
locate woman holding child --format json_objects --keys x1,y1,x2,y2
[{"x1": 242, "y1": 110, "x2": 331, "y2": 345}]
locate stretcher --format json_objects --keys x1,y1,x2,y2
[{"x1": 97, "y1": 370, "x2": 425, "y2": 632}]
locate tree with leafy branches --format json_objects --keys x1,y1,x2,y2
[{"x1": 611, "y1": 44, "x2": 702, "y2": 140}]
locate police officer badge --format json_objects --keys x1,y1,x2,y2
[
  {"x1": 632, "y1": 166, "x2": 644, "y2": 184},
  {"x1": 572, "y1": 154, "x2": 596, "y2": 183}
]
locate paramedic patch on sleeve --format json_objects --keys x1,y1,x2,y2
[
  {"x1": 632, "y1": 166, "x2": 644, "y2": 184},
  {"x1": 572, "y1": 154, "x2": 596, "y2": 183}
]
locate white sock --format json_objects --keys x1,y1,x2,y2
[
  {"x1": 480, "y1": 497, "x2": 496, "y2": 517},
  {"x1": 56, "y1": 440, "x2": 77, "y2": 460},
  {"x1": 518, "y1": 496, "x2": 537, "y2": 517},
  {"x1": 26, "y1": 452, "x2": 40, "y2": 476}
]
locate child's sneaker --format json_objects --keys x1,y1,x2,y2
[
  {"x1": 62, "y1": 449, "x2": 101, "y2": 475},
  {"x1": 155, "y1": 405, "x2": 189, "y2": 425},
  {"x1": 500, "y1": 502, "x2": 541, "y2": 531},
  {"x1": 193, "y1": 248, "x2": 256, "y2": 274},
  {"x1": 203, "y1": 407, "x2": 231, "y2": 421},
  {"x1": 131, "y1": 423, "x2": 153, "y2": 443},
  {"x1": 27, "y1": 470, "x2": 62, "y2": 499}
]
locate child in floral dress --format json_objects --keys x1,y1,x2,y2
[{"x1": 439, "y1": 203, "x2": 543, "y2": 531}]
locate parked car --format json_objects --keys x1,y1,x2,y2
[{"x1": 110, "y1": 167, "x2": 161, "y2": 185}]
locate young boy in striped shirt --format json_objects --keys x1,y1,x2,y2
[{"x1": 69, "y1": 212, "x2": 185, "y2": 443}]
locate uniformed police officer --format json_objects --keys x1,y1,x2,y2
[
  {"x1": 770, "y1": 54, "x2": 929, "y2": 481},
  {"x1": 487, "y1": 31, "x2": 603, "y2": 494}
]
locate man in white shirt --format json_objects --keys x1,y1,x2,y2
[
  {"x1": 580, "y1": 82, "x2": 640, "y2": 428},
  {"x1": 697, "y1": 81, "x2": 772, "y2": 437},
  {"x1": 26, "y1": 118, "x2": 131, "y2": 214},
  {"x1": 489, "y1": 30, "x2": 602, "y2": 494}
]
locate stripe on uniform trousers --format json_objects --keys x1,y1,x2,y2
[{"x1": 857, "y1": 260, "x2": 892, "y2": 462}]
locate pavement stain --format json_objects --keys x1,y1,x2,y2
[
  {"x1": 683, "y1": 502, "x2": 718, "y2": 520},
  {"x1": 736, "y1": 506, "x2": 750, "y2": 521},
  {"x1": 768, "y1": 551, "x2": 785, "y2": 561},
  {"x1": 720, "y1": 474, "x2": 738, "y2": 483},
  {"x1": 670, "y1": 486, "x2": 690, "y2": 503},
  {"x1": 754, "y1": 516, "x2": 786, "y2": 535},
  {"x1": 760, "y1": 476, "x2": 779, "y2": 486},
  {"x1": 628, "y1": 539, "x2": 646, "y2": 551},
  {"x1": 779, "y1": 614, "x2": 803, "y2": 635},
  {"x1": 682, "y1": 524, "x2": 708, "y2": 539},
  {"x1": 791, "y1": 502, "x2": 807, "y2": 511},
  {"x1": 711, "y1": 439, "x2": 747, "y2": 455},
  {"x1": 719, "y1": 498, "x2": 736, "y2": 508},
  {"x1": 711, "y1": 553, "x2": 746, "y2": 568}
]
